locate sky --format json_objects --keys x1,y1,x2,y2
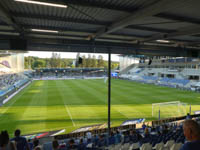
[{"x1": 24, "y1": 51, "x2": 120, "y2": 62}]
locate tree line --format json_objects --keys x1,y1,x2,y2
[{"x1": 25, "y1": 53, "x2": 119, "y2": 70}]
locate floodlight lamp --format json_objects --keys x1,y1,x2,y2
[
  {"x1": 156, "y1": 40, "x2": 170, "y2": 43},
  {"x1": 31, "y1": 29, "x2": 59, "y2": 33},
  {"x1": 14, "y1": 0, "x2": 67, "y2": 8}
]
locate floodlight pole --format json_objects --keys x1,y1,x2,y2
[{"x1": 108, "y1": 50, "x2": 111, "y2": 135}]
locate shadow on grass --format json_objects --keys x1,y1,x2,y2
[
  {"x1": 4, "y1": 102, "x2": 200, "y2": 107},
  {"x1": 7, "y1": 116, "x2": 159, "y2": 127},
  {"x1": 0, "y1": 112, "x2": 19, "y2": 134},
  {"x1": 14, "y1": 117, "x2": 129, "y2": 125}
]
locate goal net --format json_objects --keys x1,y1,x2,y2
[{"x1": 152, "y1": 101, "x2": 188, "y2": 119}]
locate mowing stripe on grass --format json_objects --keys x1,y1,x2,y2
[
  {"x1": 55, "y1": 80, "x2": 76, "y2": 127},
  {"x1": 78, "y1": 80, "x2": 132, "y2": 120},
  {"x1": 116, "y1": 109, "x2": 130, "y2": 119},
  {"x1": 64, "y1": 80, "x2": 106, "y2": 124},
  {"x1": 1, "y1": 79, "x2": 200, "y2": 136},
  {"x1": 82, "y1": 79, "x2": 139, "y2": 119}
]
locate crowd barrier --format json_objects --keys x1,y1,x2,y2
[
  {"x1": 152, "y1": 113, "x2": 200, "y2": 126},
  {"x1": 55, "y1": 114, "x2": 200, "y2": 140},
  {"x1": 56, "y1": 124, "x2": 136, "y2": 140}
]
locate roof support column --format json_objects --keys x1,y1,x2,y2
[{"x1": 108, "y1": 50, "x2": 111, "y2": 135}]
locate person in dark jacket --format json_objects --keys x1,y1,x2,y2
[
  {"x1": 11, "y1": 129, "x2": 29, "y2": 150},
  {"x1": 180, "y1": 120, "x2": 200, "y2": 150}
]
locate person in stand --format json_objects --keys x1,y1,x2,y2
[
  {"x1": 11, "y1": 129, "x2": 30, "y2": 150},
  {"x1": 33, "y1": 138, "x2": 39, "y2": 149},
  {"x1": 0, "y1": 130, "x2": 16, "y2": 150},
  {"x1": 180, "y1": 120, "x2": 200, "y2": 150},
  {"x1": 52, "y1": 140, "x2": 60, "y2": 150},
  {"x1": 142, "y1": 123, "x2": 146, "y2": 131},
  {"x1": 186, "y1": 113, "x2": 192, "y2": 120}
]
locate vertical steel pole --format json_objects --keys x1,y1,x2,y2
[{"x1": 108, "y1": 51, "x2": 111, "y2": 134}]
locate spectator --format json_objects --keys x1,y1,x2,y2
[
  {"x1": 52, "y1": 139, "x2": 59, "y2": 150},
  {"x1": 122, "y1": 131, "x2": 130, "y2": 143},
  {"x1": 86, "y1": 139, "x2": 93, "y2": 148},
  {"x1": 27, "y1": 139, "x2": 33, "y2": 150},
  {"x1": 144, "y1": 127, "x2": 151, "y2": 139},
  {"x1": 144, "y1": 127, "x2": 149, "y2": 136},
  {"x1": 68, "y1": 139, "x2": 77, "y2": 149},
  {"x1": 142, "y1": 123, "x2": 146, "y2": 131},
  {"x1": 33, "y1": 138, "x2": 39, "y2": 149},
  {"x1": 180, "y1": 120, "x2": 200, "y2": 150},
  {"x1": 108, "y1": 131, "x2": 115, "y2": 145},
  {"x1": 114, "y1": 130, "x2": 121, "y2": 144},
  {"x1": 34, "y1": 146, "x2": 41, "y2": 150},
  {"x1": 92, "y1": 135, "x2": 98, "y2": 146},
  {"x1": 186, "y1": 113, "x2": 192, "y2": 120},
  {"x1": 97, "y1": 135, "x2": 106, "y2": 147},
  {"x1": 129, "y1": 129, "x2": 138, "y2": 143},
  {"x1": 86, "y1": 131, "x2": 92, "y2": 140},
  {"x1": 162, "y1": 125, "x2": 169, "y2": 134},
  {"x1": 77, "y1": 139, "x2": 85, "y2": 150},
  {"x1": 11, "y1": 129, "x2": 29, "y2": 150},
  {"x1": 0, "y1": 130, "x2": 16, "y2": 150},
  {"x1": 58, "y1": 140, "x2": 66, "y2": 149}
]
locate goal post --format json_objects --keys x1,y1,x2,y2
[{"x1": 152, "y1": 101, "x2": 188, "y2": 119}]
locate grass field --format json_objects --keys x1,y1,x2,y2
[{"x1": 0, "y1": 79, "x2": 200, "y2": 136}]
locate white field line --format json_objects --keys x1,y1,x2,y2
[
  {"x1": 56, "y1": 81, "x2": 77, "y2": 127},
  {"x1": 0, "y1": 82, "x2": 31, "y2": 117},
  {"x1": 64, "y1": 105, "x2": 76, "y2": 127},
  {"x1": 116, "y1": 109, "x2": 130, "y2": 119},
  {"x1": 3, "y1": 82, "x2": 31, "y2": 104}
]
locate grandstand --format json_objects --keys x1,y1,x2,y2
[
  {"x1": 33, "y1": 68, "x2": 106, "y2": 80},
  {"x1": 0, "y1": 52, "x2": 30, "y2": 106},
  {"x1": 119, "y1": 56, "x2": 200, "y2": 91}
]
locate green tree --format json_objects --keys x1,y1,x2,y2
[
  {"x1": 61, "y1": 59, "x2": 70, "y2": 68},
  {"x1": 86, "y1": 54, "x2": 92, "y2": 67},
  {"x1": 45, "y1": 58, "x2": 50, "y2": 68},
  {"x1": 50, "y1": 53, "x2": 61, "y2": 68},
  {"x1": 81, "y1": 55, "x2": 86, "y2": 68},
  {"x1": 24, "y1": 57, "x2": 29, "y2": 69},
  {"x1": 91, "y1": 55, "x2": 97, "y2": 68},
  {"x1": 97, "y1": 55, "x2": 104, "y2": 68},
  {"x1": 33, "y1": 59, "x2": 45, "y2": 69},
  {"x1": 24, "y1": 56, "x2": 35, "y2": 69}
]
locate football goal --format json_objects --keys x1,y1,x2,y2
[{"x1": 152, "y1": 101, "x2": 188, "y2": 119}]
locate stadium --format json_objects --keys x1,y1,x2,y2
[{"x1": 0, "y1": 0, "x2": 200, "y2": 150}]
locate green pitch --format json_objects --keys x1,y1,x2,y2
[{"x1": 0, "y1": 79, "x2": 200, "y2": 136}]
